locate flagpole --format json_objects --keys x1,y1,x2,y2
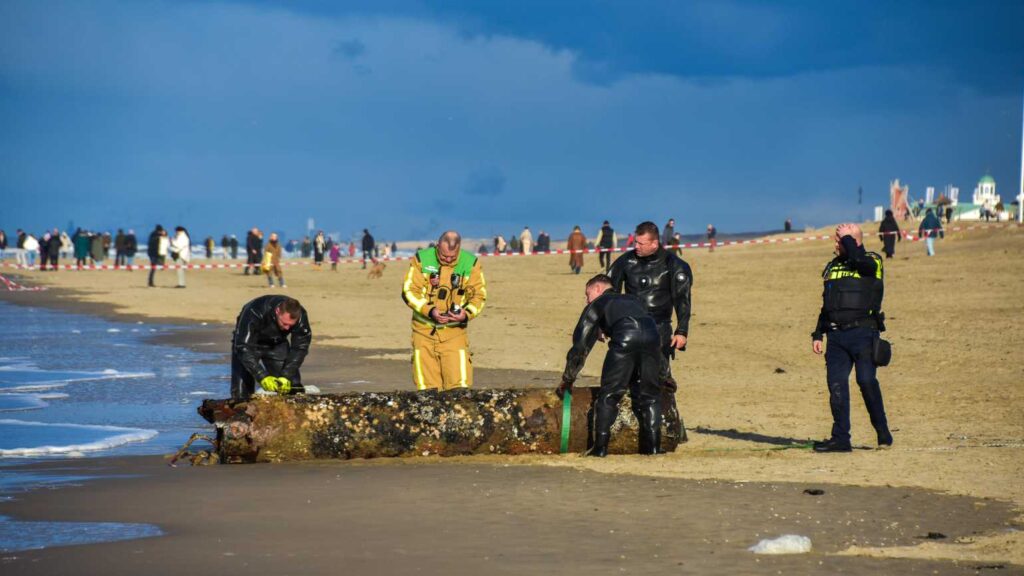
[{"x1": 1018, "y1": 82, "x2": 1023, "y2": 224}]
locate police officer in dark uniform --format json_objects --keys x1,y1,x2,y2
[
  {"x1": 811, "y1": 223, "x2": 892, "y2": 452},
  {"x1": 557, "y1": 274, "x2": 664, "y2": 456},
  {"x1": 608, "y1": 221, "x2": 692, "y2": 441},
  {"x1": 231, "y1": 295, "x2": 312, "y2": 400}
]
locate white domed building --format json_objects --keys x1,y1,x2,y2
[{"x1": 943, "y1": 174, "x2": 1009, "y2": 221}]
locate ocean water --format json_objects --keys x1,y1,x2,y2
[
  {"x1": 0, "y1": 301, "x2": 223, "y2": 458},
  {"x1": 0, "y1": 300, "x2": 225, "y2": 552}
]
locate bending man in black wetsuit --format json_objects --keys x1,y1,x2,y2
[
  {"x1": 557, "y1": 274, "x2": 664, "y2": 456},
  {"x1": 231, "y1": 295, "x2": 312, "y2": 400},
  {"x1": 608, "y1": 221, "x2": 693, "y2": 441}
]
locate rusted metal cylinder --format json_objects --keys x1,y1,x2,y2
[{"x1": 198, "y1": 388, "x2": 681, "y2": 463}]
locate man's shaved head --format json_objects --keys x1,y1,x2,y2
[
  {"x1": 437, "y1": 230, "x2": 462, "y2": 265},
  {"x1": 438, "y1": 230, "x2": 461, "y2": 250}
]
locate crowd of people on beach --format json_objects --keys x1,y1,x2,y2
[{"x1": 1, "y1": 212, "x2": 952, "y2": 284}]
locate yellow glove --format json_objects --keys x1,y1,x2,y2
[
  {"x1": 277, "y1": 377, "x2": 292, "y2": 395},
  {"x1": 259, "y1": 376, "x2": 279, "y2": 393}
]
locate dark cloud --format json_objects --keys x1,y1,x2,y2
[
  {"x1": 333, "y1": 38, "x2": 365, "y2": 59},
  {"x1": 250, "y1": 0, "x2": 1024, "y2": 95},
  {"x1": 463, "y1": 166, "x2": 505, "y2": 198}
]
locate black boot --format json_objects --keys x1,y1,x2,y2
[
  {"x1": 812, "y1": 438, "x2": 852, "y2": 453},
  {"x1": 877, "y1": 429, "x2": 893, "y2": 448},
  {"x1": 586, "y1": 403, "x2": 618, "y2": 457},
  {"x1": 636, "y1": 405, "x2": 663, "y2": 455}
]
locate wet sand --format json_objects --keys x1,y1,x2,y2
[
  {"x1": 1, "y1": 456, "x2": 1018, "y2": 575},
  {"x1": 1, "y1": 222, "x2": 1023, "y2": 570}
]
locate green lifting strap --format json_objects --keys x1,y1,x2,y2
[{"x1": 560, "y1": 390, "x2": 572, "y2": 454}]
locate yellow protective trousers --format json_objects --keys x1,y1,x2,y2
[{"x1": 411, "y1": 330, "x2": 472, "y2": 391}]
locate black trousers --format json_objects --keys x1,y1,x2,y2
[
  {"x1": 825, "y1": 327, "x2": 889, "y2": 444},
  {"x1": 245, "y1": 251, "x2": 260, "y2": 274},
  {"x1": 595, "y1": 340, "x2": 662, "y2": 412},
  {"x1": 230, "y1": 342, "x2": 304, "y2": 400},
  {"x1": 598, "y1": 248, "x2": 613, "y2": 271},
  {"x1": 148, "y1": 255, "x2": 165, "y2": 286},
  {"x1": 882, "y1": 237, "x2": 896, "y2": 258}
]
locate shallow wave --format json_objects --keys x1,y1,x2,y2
[
  {"x1": 0, "y1": 420, "x2": 159, "y2": 457},
  {"x1": 0, "y1": 366, "x2": 156, "y2": 392}
]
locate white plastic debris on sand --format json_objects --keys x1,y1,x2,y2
[{"x1": 748, "y1": 535, "x2": 812, "y2": 555}]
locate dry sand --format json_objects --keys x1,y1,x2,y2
[{"x1": 2, "y1": 222, "x2": 1023, "y2": 571}]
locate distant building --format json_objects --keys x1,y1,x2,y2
[
  {"x1": 971, "y1": 174, "x2": 999, "y2": 207},
  {"x1": 928, "y1": 174, "x2": 1006, "y2": 221}
]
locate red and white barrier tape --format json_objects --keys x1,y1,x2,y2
[
  {"x1": 1, "y1": 222, "x2": 1016, "y2": 274},
  {"x1": 0, "y1": 273, "x2": 47, "y2": 292}
]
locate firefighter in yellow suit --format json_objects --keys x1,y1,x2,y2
[{"x1": 402, "y1": 230, "x2": 487, "y2": 390}]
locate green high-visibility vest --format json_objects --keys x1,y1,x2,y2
[
  {"x1": 413, "y1": 248, "x2": 477, "y2": 328},
  {"x1": 417, "y1": 248, "x2": 477, "y2": 280}
]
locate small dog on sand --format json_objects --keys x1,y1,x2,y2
[{"x1": 367, "y1": 261, "x2": 386, "y2": 279}]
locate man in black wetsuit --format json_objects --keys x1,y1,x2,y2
[
  {"x1": 811, "y1": 223, "x2": 892, "y2": 452},
  {"x1": 608, "y1": 221, "x2": 693, "y2": 440},
  {"x1": 231, "y1": 295, "x2": 312, "y2": 400},
  {"x1": 557, "y1": 274, "x2": 664, "y2": 456}
]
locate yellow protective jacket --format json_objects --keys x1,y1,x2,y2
[{"x1": 402, "y1": 248, "x2": 487, "y2": 342}]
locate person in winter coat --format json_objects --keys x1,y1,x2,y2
[
  {"x1": 245, "y1": 229, "x2": 263, "y2": 275},
  {"x1": 114, "y1": 229, "x2": 127, "y2": 267},
  {"x1": 229, "y1": 235, "x2": 239, "y2": 260},
  {"x1": 706, "y1": 224, "x2": 717, "y2": 252},
  {"x1": 918, "y1": 209, "x2": 944, "y2": 257},
  {"x1": 567, "y1": 226, "x2": 587, "y2": 274},
  {"x1": 264, "y1": 232, "x2": 286, "y2": 288},
  {"x1": 43, "y1": 229, "x2": 61, "y2": 270},
  {"x1": 73, "y1": 229, "x2": 90, "y2": 267},
  {"x1": 361, "y1": 229, "x2": 375, "y2": 269},
  {"x1": 0, "y1": 229, "x2": 6, "y2": 260},
  {"x1": 662, "y1": 218, "x2": 676, "y2": 246},
  {"x1": 877, "y1": 209, "x2": 901, "y2": 259},
  {"x1": 124, "y1": 230, "x2": 138, "y2": 267},
  {"x1": 15, "y1": 229, "x2": 27, "y2": 266},
  {"x1": 59, "y1": 231, "x2": 72, "y2": 259},
  {"x1": 169, "y1": 227, "x2": 191, "y2": 287},
  {"x1": 22, "y1": 234, "x2": 39, "y2": 268},
  {"x1": 519, "y1": 227, "x2": 533, "y2": 254},
  {"x1": 147, "y1": 225, "x2": 168, "y2": 287},
  {"x1": 89, "y1": 233, "x2": 105, "y2": 264},
  {"x1": 205, "y1": 236, "x2": 215, "y2": 259},
  {"x1": 313, "y1": 232, "x2": 326, "y2": 268},
  {"x1": 329, "y1": 243, "x2": 342, "y2": 271}
]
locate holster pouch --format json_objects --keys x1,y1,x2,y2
[{"x1": 872, "y1": 336, "x2": 892, "y2": 367}]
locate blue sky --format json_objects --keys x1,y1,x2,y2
[{"x1": 1, "y1": 0, "x2": 1021, "y2": 242}]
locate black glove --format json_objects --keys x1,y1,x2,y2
[{"x1": 555, "y1": 380, "x2": 573, "y2": 398}]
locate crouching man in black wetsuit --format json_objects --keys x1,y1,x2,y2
[
  {"x1": 231, "y1": 295, "x2": 312, "y2": 400},
  {"x1": 556, "y1": 274, "x2": 664, "y2": 456}
]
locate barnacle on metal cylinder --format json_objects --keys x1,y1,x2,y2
[{"x1": 198, "y1": 388, "x2": 681, "y2": 463}]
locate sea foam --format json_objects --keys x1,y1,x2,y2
[{"x1": 0, "y1": 419, "x2": 159, "y2": 457}]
